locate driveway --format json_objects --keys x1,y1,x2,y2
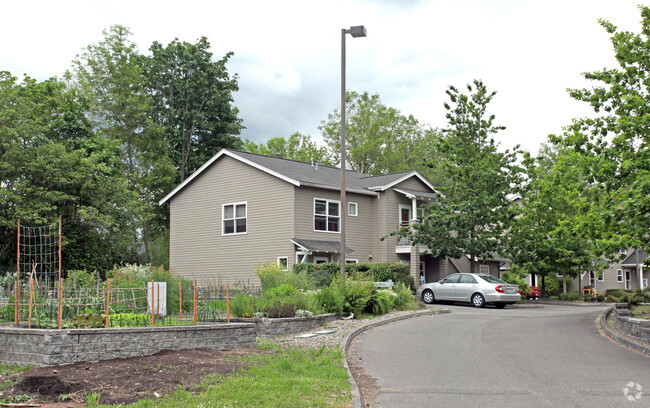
[{"x1": 349, "y1": 304, "x2": 650, "y2": 407}]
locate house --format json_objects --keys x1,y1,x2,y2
[
  {"x1": 159, "y1": 149, "x2": 496, "y2": 287},
  {"x1": 568, "y1": 249, "x2": 647, "y2": 293}
]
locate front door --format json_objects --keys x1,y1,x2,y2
[
  {"x1": 625, "y1": 270, "x2": 632, "y2": 290},
  {"x1": 400, "y1": 205, "x2": 411, "y2": 227}
]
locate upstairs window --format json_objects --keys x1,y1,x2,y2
[
  {"x1": 314, "y1": 198, "x2": 340, "y2": 232},
  {"x1": 223, "y1": 202, "x2": 247, "y2": 235},
  {"x1": 348, "y1": 202, "x2": 358, "y2": 217}
]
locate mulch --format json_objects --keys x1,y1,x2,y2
[{"x1": 1, "y1": 348, "x2": 270, "y2": 407}]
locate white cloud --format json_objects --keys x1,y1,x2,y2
[{"x1": 1, "y1": 0, "x2": 647, "y2": 155}]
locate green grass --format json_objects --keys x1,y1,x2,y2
[
  {"x1": 0, "y1": 363, "x2": 31, "y2": 376},
  {"x1": 631, "y1": 304, "x2": 650, "y2": 319},
  {"x1": 96, "y1": 342, "x2": 351, "y2": 408}
]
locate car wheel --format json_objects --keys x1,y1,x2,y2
[
  {"x1": 422, "y1": 289, "x2": 435, "y2": 304},
  {"x1": 471, "y1": 293, "x2": 485, "y2": 308},
  {"x1": 495, "y1": 302, "x2": 507, "y2": 309}
]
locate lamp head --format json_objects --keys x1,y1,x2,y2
[{"x1": 347, "y1": 26, "x2": 367, "y2": 37}]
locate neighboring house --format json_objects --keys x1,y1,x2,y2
[
  {"x1": 159, "y1": 149, "x2": 494, "y2": 287},
  {"x1": 524, "y1": 249, "x2": 647, "y2": 293}
]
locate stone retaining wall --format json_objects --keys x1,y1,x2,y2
[
  {"x1": 614, "y1": 303, "x2": 650, "y2": 343},
  {"x1": 0, "y1": 314, "x2": 340, "y2": 367},
  {"x1": 230, "y1": 313, "x2": 338, "y2": 338}
]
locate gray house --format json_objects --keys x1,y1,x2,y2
[{"x1": 159, "y1": 149, "x2": 495, "y2": 287}]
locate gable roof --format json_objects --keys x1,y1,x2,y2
[
  {"x1": 160, "y1": 149, "x2": 438, "y2": 205},
  {"x1": 621, "y1": 250, "x2": 647, "y2": 266}
]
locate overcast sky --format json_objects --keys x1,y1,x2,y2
[{"x1": 2, "y1": 0, "x2": 647, "y2": 155}]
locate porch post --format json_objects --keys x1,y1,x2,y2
[{"x1": 410, "y1": 217, "x2": 420, "y2": 286}]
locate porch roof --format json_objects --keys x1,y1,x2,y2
[
  {"x1": 291, "y1": 238, "x2": 355, "y2": 254},
  {"x1": 621, "y1": 250, "x2": 647, "y2": 267},
  {"x1": 393, "y1": 187, "x2": 438, "y2": 201}
]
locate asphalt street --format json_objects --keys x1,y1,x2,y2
[{"x1": 351, "y1": 304, "x2": 650, "y2": 408}]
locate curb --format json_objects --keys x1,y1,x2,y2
[
  {"x1": 599, "y1": 306, "x2": 650, "y2": 356},
  {"x1": 341, "y1": 308, "x2": 451, "y2": 408},
  {"x1": 536, "y1": 300, "x2": 614, "y2": 307}
]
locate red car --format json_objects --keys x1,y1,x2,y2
[{"x1": 519, "y1": 286, "x2": 540, "y2": 299}]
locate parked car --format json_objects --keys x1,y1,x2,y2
[
  {"x1": 519, "y1": 285, "x2": 540, "y2": 299},
  {"x1": 416, "y1": 273, "x2": 521, "y2": 308}
]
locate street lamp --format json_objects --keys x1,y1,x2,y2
[{"x1": 340, "y1": 25, "x2": 366, "y2": 278}]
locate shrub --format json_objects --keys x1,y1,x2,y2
[
  {"x1": 595, "y1": 292, "x2": 605, "y2": 302},
  {"x1": 366, "y1": 290, "x2": 393, "y2": 315},
  {"x1": 549, "y1": 296, "x2": 560, "y2": 300},
  {"x1": 315, "y1": 286, "x2": 345, "y2": 314},
  {"x1": 541, "y1": 274, "x2": 560, "y2": 297},
  {"x1": 231, "y1": 293, "x2": 257, "y2": 318},
  {"x1": 335, "y1": 277, "x2": 375, "y2": 317},
  {"x1": 264, "y1": 302, "x2": 297, "y2": 318},
  {"x1": 264, "y1": 283, "x2": 299, "y2": 299},
  {"x1": 567, "y1": 291, "x2": 580, "y2": 301},
  {"x1": 391, "y1": 282, "x2": 417, "y2": 310},
  {"x1": 559, "y1": 293, "x2": 569, "y2": 301},
  {"x1": 583, "y1": 293, "x2": 593, "y2": 302},
  {"x1": 256, "y1": 262, "x2": 313, "y2": 292}
]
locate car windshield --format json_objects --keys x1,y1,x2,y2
[{"x1": 478, "y1": 275, "x2": 508, "y2": 284}]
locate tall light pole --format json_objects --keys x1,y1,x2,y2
[{"x1": 340, "y1": 25, "x2": 366, "y2": 278}]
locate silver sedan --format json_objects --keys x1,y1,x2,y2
[{"x1": 415, "y1": 273, "x2": 521, "y2": 308}]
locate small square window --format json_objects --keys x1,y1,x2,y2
[
  {"x1": 479, "y1": 265, "x2": 489, "y2": 274},
  {"x1": 597, "y1": 272, "x2": 604, "y2": 282},
  {"x1": 348, "y1": 202, "x2": 358, "y2": 217},
  {"x1": 278, "y1": 257, "x2": 288, "y2": 271}
]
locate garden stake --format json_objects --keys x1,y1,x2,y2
[
  {"x1": 179, "y1": 282, "x2": 182, "y2": 320},
  {"x1": 193, "y1": 280, "x2": 197, "y2": 324},
  {"x1": 28, "y1": 277, "x2": 34, "y2": 328},
  {"x1": 15, "y1": 220, "x2": 19, "y2": 325},
  {"x1": 151, "y1": 279, "x2": 155, "y2": 327},
  {"x1": 226, "y1": 284, "x2": 230, "y2": 323},
  {"x1": 58, "y1": 278, "x2": 62, "y2": 329},
  {"x1": 105, "y1": 278, "x2": 111, "y2": 328}
]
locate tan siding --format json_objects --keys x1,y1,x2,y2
[
  {"x1": 394, "y1": 177, "x2": 432, "y2": 191},
  {"x1": 293, "y1": 187, "x2": 378, "y2": 263},
  {"x1": 382, "y1": 189, "x2": 414, "y2": 263},
  {"x1": 169, "y1": 155, "x2": 294, "y2": 286}
]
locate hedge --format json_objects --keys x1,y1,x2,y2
[{"x1": 293, "y1": 262, "x2": 415, "y2": 290}]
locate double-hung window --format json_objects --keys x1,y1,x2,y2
[
  {"x1": 617, "y1": 269, "x2": 623, "y2": 283},
  {"x1": 223, "y1": 202, "x2": 247, "y2": 235},
  {"x1": 314, "y1": 198, "x2": 340, "y2": 232}
]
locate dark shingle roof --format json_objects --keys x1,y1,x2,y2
[
  {"x1": 160, "y1": 148, "x2": 437, "y2": 204},
  {"x1": 621, "y1": 250, "x2": 647, "y2": 266}
]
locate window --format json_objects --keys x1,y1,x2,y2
[
  {"x1": 314, "y1": 198, "x2": 340, "y2": 232},
  {"x1": 345, "y1": 259, "x2": 358, "y2": 263},
  {"x1": 278, "y1": 257, "x2": 288, "y2": 271},
  {"x1": 643, "y1": 279, "x2": 648, "y2": 289},
  {"x1": 223, "y1": 202, "x2": 247, "y2": 235},
  {"x1": 597, "y1": 271, "x2": 604, "y2": 282},
  {"x1": 416, "y1": 207, "x2": 425, "y2": 221},
  {"x1": 348, "y1": 202, "x2": 358, "y2": 217},
  {"x1": 441, "y1": 274, "x2": 460, "y2": 284},
  {"x1": 617, "y1": 269, "x2": 624, "y2": 283},
  {"x1": 589, "y1": 271, "x2": 596, "y2": 287},
  {"x1": 459, "y1": 274, "x2": 477, "y2": 284},
  {"x1": 314, "y1": 256, "x2": 329, "y2": 264},
  {"x1": 479, "y1": 265, "x2": 489, "y2": 274}
]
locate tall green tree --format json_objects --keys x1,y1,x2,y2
[
  {"x1": 243, "y1": 132, "x2": 332, "y2": 165},
  {"x1": 500, "y1": 145, "x2": 595, "y2": 294},
  {"x1": 395, "y1": 80, "x2": 522, "y2": 272},
  {"x1": 71, "y1": 25, "x2": 175, "y2": 261},
  {"x1": 0, "y1": 72, "x2": 137, "y2": 271},
  {"x1": 145, "y1": 37, "x2": 243, "y2": 183},
  {"x1": 553, "y1": 6, "x2": 650, "y2": 254},
  {"x1": 319, "y1": 91, "x2": 444, "y2": 183}
]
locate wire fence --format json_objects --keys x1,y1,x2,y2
[{"x1": 0, "y1": 278, "x2": 260, "y2": 329}]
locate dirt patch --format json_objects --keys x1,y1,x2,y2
[{"x1": 1, "y1": 348, "x2": 269, "y2": 406}]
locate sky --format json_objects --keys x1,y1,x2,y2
[{"x1": 2, "y1": 0, "x2": 647, "y2": 156}]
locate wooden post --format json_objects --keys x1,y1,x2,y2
[
  {"x1": 15, "y1": 220, "x2": 19, "y2": 325},
  {"x1": 28, "y1": 277, "x2": 34, "y2": 328},
  {"x1": 193, "y1": 280, "x2": 197, "y2": 324},
  {"x1": 151, "y1": 280, "x2": 155, "y2": 327},
  {"x1": 179, "y1": 282, "x2": 183, "y2": 320},
  {"x1": 105, "y1": 278, "x2": 111, "y2": 328},
  {"x1": 226, "y1": 284, "x2": 230, "y2": 323},
  {"x1": 58, "y1": 278, "x2": 63, "y2": 329}
]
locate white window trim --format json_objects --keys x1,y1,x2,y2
[
  {"x1": 314, "y1": 198, "x2": 341, "y2": 234},
  {"x1": 222, "y1": 201, "x2": 247, "y2": 236},
  {"x1": 277, "y1": 256, "x2": 288, "y2": 271},
  {"x1": 314, "y1": 256, "x2": 329, "y2": 264},
  {"x1": 345, "y1": 259, "x2": 358, "y2": 264},
  {"x1": 617, "y1": 269, "x2": 624, "y2": 283},
  {"x1": 479, "y1": 265, "x2": 489, "y2": 274},
  {"x1": 348, "y1": 202, "x2": 358, "y2": 217},
  {"x1": 597, "y1": 271, "x2": 604, "y2": 282},
  {"x1": 399, "y1": 204, "x2": 411, "y2": 227},
  {"x1": 416, "y1": 207, "x2": 425, "y2": 221}
]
